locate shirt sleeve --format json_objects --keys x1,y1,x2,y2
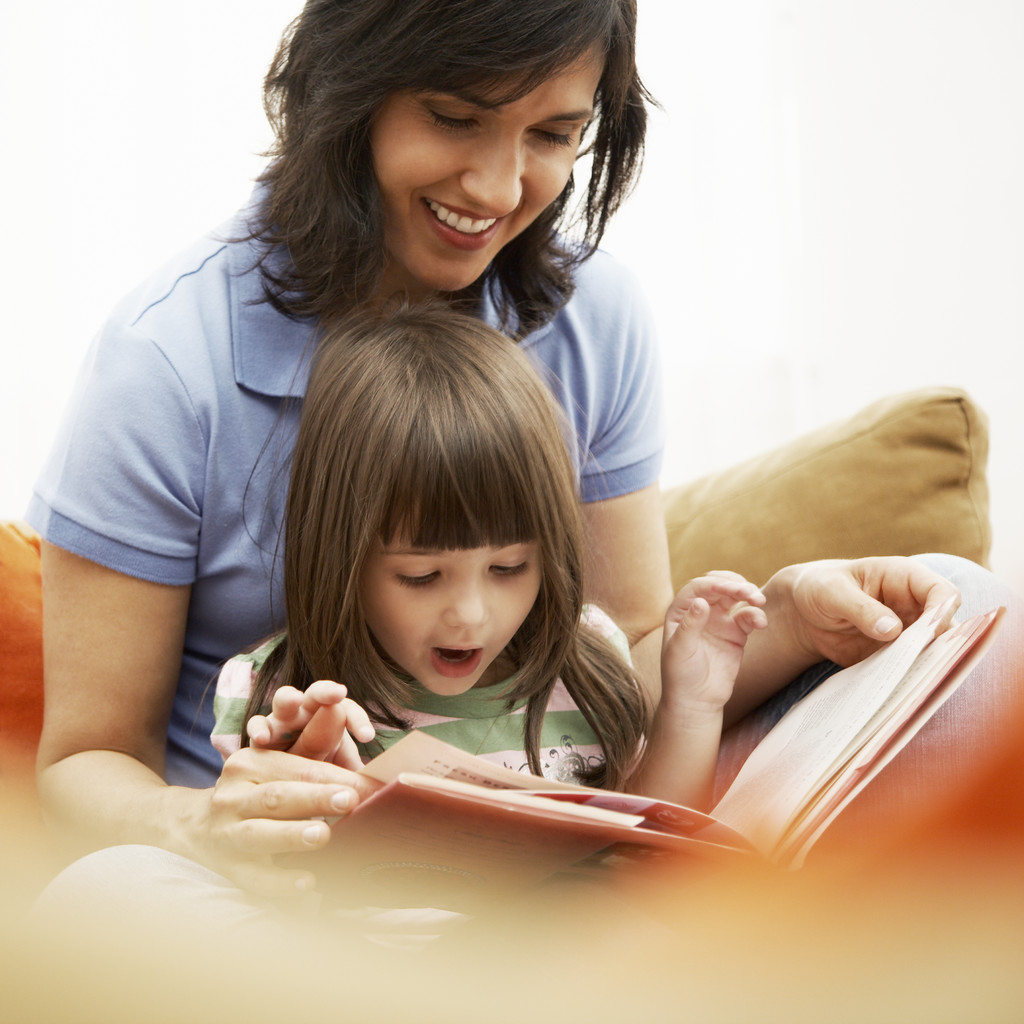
[
  {"x1": 210, "y1": 656, "x2": 256, "y2": 760},
  {"x1": 27, "y1": 318, "x2": 209, "y2": 585},
  {"x1": 210, "y1": 638, "x2": 281, "y2": 760},
  {"x1": 581, "y1": 604, "x2": 633, "y2": 664}
]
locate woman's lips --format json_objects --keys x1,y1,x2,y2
[
  {"x1": 430, "y1": 646, "x2": 484, "y2": 678},
  {"x1": 423, "y1": 199, "x2": 501, "y2": 251},
  {"x1": 426, "y1": 200, "x2": 497, "y2": 234}
]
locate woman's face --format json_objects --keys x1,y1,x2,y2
[{"x1": 370, "y1": 49, "x2": 604, "y2": 300}]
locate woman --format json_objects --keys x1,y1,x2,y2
[{"x1": 29, "y1": 0, "x2": 1019, "y2": 903}]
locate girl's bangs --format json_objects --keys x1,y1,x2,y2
[{"x1": 380, "y1": 430, "x2": 540, "y2": 553}]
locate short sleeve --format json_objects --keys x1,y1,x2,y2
[{"x1": 28, "y1": 319, "x2": 209, "y2": 584}]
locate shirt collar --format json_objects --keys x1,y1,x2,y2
[{"x1": 226, "y1": 196, "x2": 320, "y2": 400}]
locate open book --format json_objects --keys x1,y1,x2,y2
[{"x1": 304, "y1": 605, "x2": 1003, "y2": 909}]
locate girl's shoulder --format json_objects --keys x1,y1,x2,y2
[
  {"x1": 211, "y1": 635, "x2": 284, "y2": 760},
  {"x1": 229, "y1": 634, "x2": 284, "y2": 670},
  {"x1": 581, "y1": 604, "x2": 631, "y2": 664}
]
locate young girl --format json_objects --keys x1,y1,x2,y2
[{"x1": 211, "y1": 304, "x2": 766, "y2": 811}]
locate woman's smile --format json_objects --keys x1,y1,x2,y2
[{"x1": 426, "y1": 200, "x2": 498, "y2": 236}]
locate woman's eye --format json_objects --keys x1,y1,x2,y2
[
  {"x1": 397, "y1": 573, "x2": 437, "y2": 588},
  {"x1": 429, "y1": 111, "x2": 475, "y2": 133},
  {"x1": 536, "y1": 129, "x2": 575, "y2": 149}
]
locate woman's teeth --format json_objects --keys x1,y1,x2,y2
[{"x1": 427, "y1": 201, "x2": 496, "y2": 235}]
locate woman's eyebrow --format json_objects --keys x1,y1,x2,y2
[{"x1": 436, "y1": 88, "x2": 593, "y2": 122}]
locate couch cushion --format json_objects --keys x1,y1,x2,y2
[
  {"x1": 0, "y1": 520, "x2": 44, "y2": 785},
  {"x1": 662, "y1": 387, "x2": 990, "y2": 588}
]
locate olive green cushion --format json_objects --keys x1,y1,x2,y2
[{"x1": 663, "y1": 387, "x2": 990, "y2": 588}]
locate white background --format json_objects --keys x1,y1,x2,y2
[{"x1": 2, "y1": 1, "x2": 1021, "y2": 591}]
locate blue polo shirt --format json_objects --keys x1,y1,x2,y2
[{"x1": 28, "y1": 200, "x2": 665, "y2": 787}]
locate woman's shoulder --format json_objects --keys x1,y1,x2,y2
[
  {"x1": 107, "y1": 211, "x2": 248, "y2": 328},
  {"x1": 95, "y1": 203, "x2": 316, "y2": 400},
  {"x1": 524, "y1": 246, "x2": 655, "y2": 352}
]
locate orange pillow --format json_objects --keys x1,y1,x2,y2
[{"x1": 0, "y1": 520, "x2": 43, "y2": 784}]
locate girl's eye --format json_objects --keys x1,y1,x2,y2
[
  {"x1": 429, "y1": 111, "x2": 475, "y2": 133},
  {"x1": 397, "y1": 573, "x2": 437, "y2": 588},
  {"x1": 492, "y1": 562, "x2": 529, "y2": 577}
]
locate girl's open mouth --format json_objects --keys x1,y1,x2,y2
[{"x1": 431, "y1": 646, "x2": 484, "y2": 678}]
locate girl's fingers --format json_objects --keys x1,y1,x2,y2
[
  {"x1": 301, "y1": 679, "x2": 349, "y2": 710},
  {"x1": 676, "y1": 572, "x2": 766, "y2": 608},
  {"x1": 338, "y1": 697, "x2": 375, "y2": 744},
  {"x1": 732, "y1": 605, "x2": 769, "y2": 634}
]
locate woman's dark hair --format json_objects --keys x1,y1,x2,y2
[
  {"x1": 244, "y1": 303, "x2": 648, "y2": 788},
  {"x1": 252, "y1": 0, "x2": 651, "y2": 337}
]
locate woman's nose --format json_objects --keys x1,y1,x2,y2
[{"x1": 460, "y1": 139, "x2": 523, "y2": 215}]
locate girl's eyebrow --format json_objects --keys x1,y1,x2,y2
[{"x1": 383, "y1": 542, "x2": 533, "y2": 556}]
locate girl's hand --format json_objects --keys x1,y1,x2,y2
[
  {"x1": 246, "y1": 680, "x2": 376, "y2": 771},
  {"x1": 661, "y1": 571, "x2": 768, "y2": 713},
  {"x1": 769, "y1": 556, "x2": 961, "y2": 667},
  {"x1": 636, "y1": 572, "x2": 766, "y2": 808}
]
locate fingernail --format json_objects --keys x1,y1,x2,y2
[
  {"x1": 330, "y1": 789, "x2": 353, "y2": 813},
  {"x1": 875, "y1": 616, "x2": 900, "y2": 635},
  {"x1": 302, "y1": 823, "x2": 324, "y2": 845}
]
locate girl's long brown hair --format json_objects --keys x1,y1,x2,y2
[
  {"x1": 244, "y1": 304, "x2": 647, "y2": 788},
  {"x1": 251, "y1": 0, "x2": 652, "y2": 337}
]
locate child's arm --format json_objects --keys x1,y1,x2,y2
[
  {"x1": 631, "y1": 571, "x2": 767, "y2": 809},
  {"x1": 247, "y1": 680, "x2": 376, "y2": 772}
]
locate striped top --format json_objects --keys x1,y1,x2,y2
[{"x1": 211, "y1": 606, "x2": 630, "y2": 785}]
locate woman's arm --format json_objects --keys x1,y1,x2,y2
[
  {"x1": 581, "y1": 482, "x2": 675, "y2": 704},
  {"x1": 36, "y1": 543, "x2": 378, "y2": 898}
]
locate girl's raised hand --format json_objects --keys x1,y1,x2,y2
[
  {"x1": 661, "y1": 571, "x2": 768, "y2": 712},
  {"x1": 246, "y1": 680, "x2": 375, "y2": 772}
]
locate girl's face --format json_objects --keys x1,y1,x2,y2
[
  {"x1": 370, "y1": 50, "x2": 604, "y2": 300},
  {"x1": 360, "y1": 540, "x2": 542, "y2": 696}
]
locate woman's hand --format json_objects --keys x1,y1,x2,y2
[
  {"x1": 246, "y1": 680, "x2": 375, "y2": 771},
  {"x1": 202, "y1": 745, "x2": 383, "y2": 899},
  {"x1": 728, "y1": 556, "x2": 961, "y2": 724},
  {"x1": 771, "y1": 556, "x2": 960, "y2": 667}
]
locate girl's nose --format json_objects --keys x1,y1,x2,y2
[
  {"x1": 459, "y1": 138, "x2": 523, "y2": 215},
  {"x1": 443, "y1": 585, "x2": 487, "y2": 629}
]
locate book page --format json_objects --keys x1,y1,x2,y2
[
  {"x1": 711, "y1": 607, "x2": 1001, "y2": 859},
  {"x1": 774, "y1": 607, "x2": 1003, "y2": 866},
  {"x1": 359, "y1": 728, "x2": 591, "y2": 792},
  {"x1": 355, "y1": 730, "x2": 756, "y2": 855}
]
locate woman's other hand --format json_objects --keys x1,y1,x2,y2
[
  {"x1": 204, "y1": 745, "x2": 382, "y2": 899},
  {"x1": 771, "y1": 556, "x2": 960, "y2": 667}
]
